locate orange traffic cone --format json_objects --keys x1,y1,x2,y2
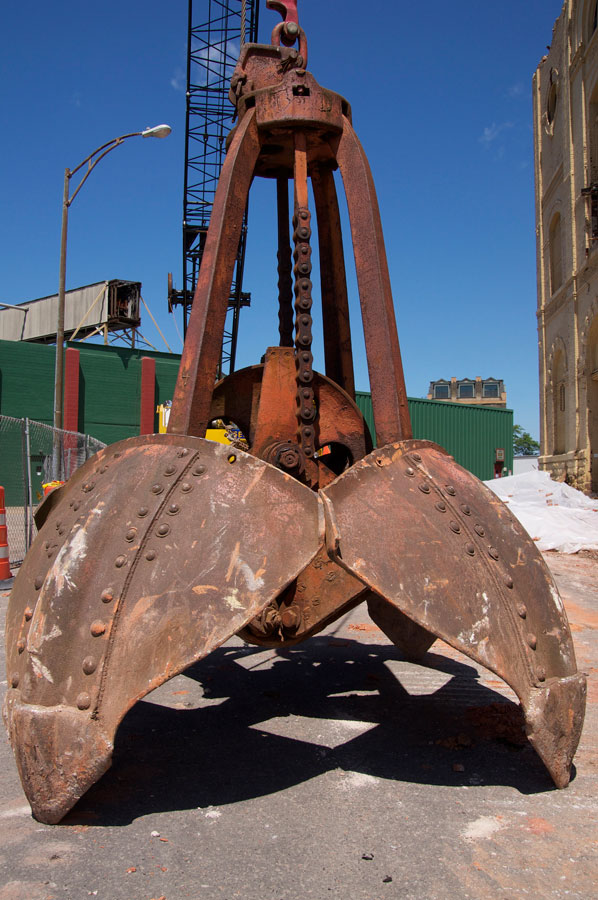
[{"x1": 0, "y1": 486, "x2": 12, "y2": 582}]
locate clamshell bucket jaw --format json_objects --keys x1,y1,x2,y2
[
  {"x1": 4, "y1": 435, "x2": 322, "y2": 823},
  {"x1": 321, "y1": 439, "x2": 586, "y2": 788},
  {"x1": 4, "y1": 0, "x2": 586, "y2": 822}
]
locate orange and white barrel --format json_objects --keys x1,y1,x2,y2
[{"x1": 0, "y1": 486, "x2": 11, "y2": 581}]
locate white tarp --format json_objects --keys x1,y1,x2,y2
[{"x1": 484, "y1": 469, "x2": 598, "y2": 554}]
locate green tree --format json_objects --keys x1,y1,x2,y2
[{"x1": 513, "y1": 424, "x2": 540, "y2": 456}]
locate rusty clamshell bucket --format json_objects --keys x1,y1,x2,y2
[{"x1": 4, "y1": 1, "x2": 586, "y2": 823}]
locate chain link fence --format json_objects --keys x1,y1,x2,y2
[{"x1": 0, "y1": 416, "x2": 105, "y2": 567}]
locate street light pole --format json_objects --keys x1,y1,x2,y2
[
  {"x1": 54, "y1": 167, "x2": 70, "y2": 437},
  {"x1": 52, "y1": 125, "x2": 171, "y2": 473}
]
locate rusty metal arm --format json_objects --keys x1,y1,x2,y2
[
  {"x1": 311, "y1": 165, "x2": 356, "y2": 400},
  {"x1": 336, "y1": 117, "x2": 412, "y2": 445},
  {"x1": 168, "y1": 110, "x2": 261, "y2": 437}
]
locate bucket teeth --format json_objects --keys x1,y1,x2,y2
[
  {"x1": 3, "y1": 697, "x2": 112, "y2": 825},
  {"x1": 523, "y1": 674, "x2": 587, "y2": 788}
]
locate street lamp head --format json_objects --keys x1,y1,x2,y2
[{"x1": 142, "y1": 124, "x2": 172, "y2": 139}]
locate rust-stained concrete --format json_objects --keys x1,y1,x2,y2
[{"x1": 0, "y1": 550, "x2": 596, "y2": 899}]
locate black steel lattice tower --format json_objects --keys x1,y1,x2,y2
[{"x1": 170, "y1": 0, "x2": 259, "y2": 377}]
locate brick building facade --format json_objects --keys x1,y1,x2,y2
[{"x1": 534, "y1": 0, "x2": 598, "y2": 492}]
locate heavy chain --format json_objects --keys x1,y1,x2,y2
[
  {"x1": 293, "y1": 205, "x2": 316, "y2": 457},
  {"x1": 277, "y1": 179, "x2": 294, "y2": 347}
]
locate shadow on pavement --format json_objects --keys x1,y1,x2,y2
[{"x1": 64, "y1": 636, "x2": 556, "y2": 827}]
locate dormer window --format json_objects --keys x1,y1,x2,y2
[
  {"x1": 433, "y1": 384, "x2": 450, "y2": 399},
  {"x1": 458, "y1": 382, "x2": 475, "y2": 399}
]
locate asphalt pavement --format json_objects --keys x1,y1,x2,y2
[{"x1": 0, "y1": 551, "x2": 596, "y2": 900}]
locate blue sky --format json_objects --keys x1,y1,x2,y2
[{"x1": 2, "y1": 0, "x2": 565, "y2": 438}]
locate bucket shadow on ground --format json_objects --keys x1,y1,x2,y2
[{"x1": 64, "y1": 636, "x2": 558, "y2": 826}]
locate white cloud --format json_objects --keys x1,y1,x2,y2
[
  {"x1": 189, "y1": 39, "x2": 240, "y2": 87},
  {"x1": 479, "y1": 121, "x2": 514, "y2": 148},
  {"x1": 170, "y1": 67, "x2": 185, "y2": 92},
  {"x1": 170, "y1": 37, "x2": 242, "y2": 92}
]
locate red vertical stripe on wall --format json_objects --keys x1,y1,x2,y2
[
  {"x1": 140, "y1": 357, "x2": 156, "y2": 435},
  {"x1": 63, "y1": 347, "x2": 80, "y2": 433}
]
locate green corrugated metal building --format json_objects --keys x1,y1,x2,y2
[
  {"x1": 0, "y1": 339, "x2": 179, "y2": 445},
  {"x1": 0, "y1": 340, "x2": 513, "y2": 482}
]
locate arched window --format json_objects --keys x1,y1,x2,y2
[
  {"x1": 582, "y1": 2, "x2": 598, "y2": 45},
  {"x1": 588, "y1": 316, "x2": 598, "y2": 491},
  {"x1": 547, "y1": 80, "x2": 558, "y2": 125},
  {"x1": 590, "y1": 315, "x2": 598, "y2": 377},
  {"x1": 549, "y1": 212, "x2": 563, "y2": 294},
  {"x1": 589, "y1": 81, "x2": 598, "y2": 185},
  {"x1": 553, "y1": 349, "x2": 567, "y2": 455}
]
